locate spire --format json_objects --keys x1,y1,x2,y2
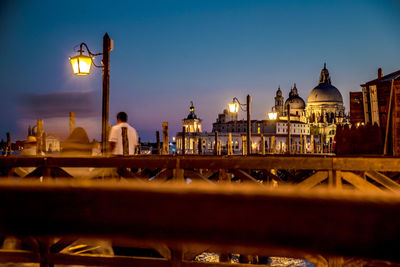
[
  {"x1": 292, "y1": 83, "x2": 298, "y2": 95},
  {"x1": 319, "y1": 63, "x2": 331, "y2": 84},
  {"x1": 186, "y1": 101, "x2": 198, "y2": 120},
  {"x1": 276, "y1": 85, "x2": 282, "y2": 96},
  {"x1": 190, "y1": 101, "x2": 194, "y2": 112}
]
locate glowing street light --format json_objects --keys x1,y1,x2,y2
[
  {"x1": 69, "y1": 52, "x2": 93, "y2": 75},
  {"x1": 69, "y1": 33, "x2": 113, "y2": 154},
  {"x1": 228, "y1": 102, "x2": 239, "y2": 113},
  {"x1": 227, "y1": 96, "x2": 252, "y2": 154},
  {"x1": 268, "y1": 112, "x2": 278, "y2": 120}
]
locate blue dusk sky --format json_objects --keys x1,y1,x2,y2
[{"x1": 1, "y1": 0, "x2": 399, "y2": 142}]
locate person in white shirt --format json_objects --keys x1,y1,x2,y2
[{"x1": 108, "y1": 112, "x2": 139, "y2": 155}]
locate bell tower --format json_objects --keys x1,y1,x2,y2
[{"x1": 274, "y1": 86, "x2": 284, "y2": 116}]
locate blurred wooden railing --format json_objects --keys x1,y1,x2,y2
[{"x1": 0, "y1": 155, "x2": 400, "y2": 267}]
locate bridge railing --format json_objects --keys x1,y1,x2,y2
[
  {"x1": 0, "y1": 155, "x2": 400, "y2": 267},
  {"x1": 1, "y1": 155, "x2": 400, "y2": 191}
]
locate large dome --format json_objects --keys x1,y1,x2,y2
[
  {"x1": 308, "y1": 83, "x2": 343, "y2": 103},
  {"x1": 308, "y1": 64, "x2": 343, "y2": 104}
]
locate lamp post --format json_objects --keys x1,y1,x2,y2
[
  {"x1": 228, "y1": 95, "x2": 251, "y2": 155},
  {"x1": 69, "y1": 33, "x2": 112, "y2": 155}
]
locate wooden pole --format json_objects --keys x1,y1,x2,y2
[
  {"x1": 162, "y1": 122, "x2": 169, "y2": 155},
  {"x1": 271, "y1": 136, "x2": 275, "y2": 154},
  {"x1": 198, "y1": 136, "x2": 202, "y2": 155},
  {"x1": 311, "y1": 135, "x2": 314, "y2": 153},
  {"x1": 260, "y1": 134, "x2": 265, "y2": 155},
  {"x1": 300, "y1": 134, "x2": 303, "y2": 154},
  {"x1": 320, "y1": 134, "x2": 324, "y2": 154},
  {"x1": 137, "y1": 137, "x2": 141, "y2": 154},
  {"x1": 42, "y1": 132, "x2": 46, "y2": 153},
  {"x1": 101, "y1": 33, "x2": 111, "y2": 155},
  {"x1": 182, "y1": 127, "x2": 186, "y2": 155},
  {"x1": 242, "y1": 135, "x2": 247, "y2": 155},
  {"x1": 227, "y1": 133, "x2": 233, "y2": 155},
  {"x1": 37, "y1": 119, "x2": 43, "y2": 154},
  {"x1": 287, "y1": 105, "x2": 291, "y2": 154},
  {"x1": 6, "y1": 132, "x2": 11, "y2": 156},
  {"x1": 246, "y1": 95, "x2": 251, "y2": 155},
  {"x1": 195, "y1": 135, "x2": 199, "y2": 155},
  {"x1": 214, "y1": 131, "x2": 219, "y2": 155},
  {"x1": 69, "y1": 112, "x2": 75, "y2": 135},
  {"x1": 156, "y1": 131, "x2": 161, "y2": 155},
  {"x1": 384, "y1": 79, "x2": 395, "y2": 155}
]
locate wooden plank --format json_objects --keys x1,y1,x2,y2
[
  {"x1": 365, "y1": 171, "x2": 400, "y2": 192},
  {"x1": 341, "y1": 172, "x2": 381, "y2": 191},
  {"x1": 232, "y1": 169, "x2": 261, "y2": 184},
  {"x1": 49, "y1": 253, "x2": 169, "y2": 267},
  {"x1": 180, "y1": 156, "x2": 333, "y2": 170},
  {"x1": 182, "y1": 261, "x2": 256, "y2": 267},
  {"x1": 111, "y1": 237, "x2": 172, "y2": 260},
  {"x1": 328, "y1": 170, "x2": 342, "y2": 190},
  {"x1": 0, "y1": 250, "x2": 39, "y2": 263},
  {"x1": 50, "y1": 237, "x2": 77, "y2": 253},
  {"x1": 152, "y1": 169, "x2": 173, "y2": 182},
  {"x1": 297, "y1": 171, "x2": 328, "y2": 189},
  {"x1": 2, "y1": 156, "x2": 400, "y2": 173},
  {"x1": 184, "y1": 170, "x2": 215, "y2": 184},
  {"x1": 334, "y1": 157, "x2": 400, "y2": 172},
  {"x1": 0, "y1": 181, "x2": 399, "y2": 261}
]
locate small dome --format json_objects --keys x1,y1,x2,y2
[
  {"x1": 308, "y1": 63, "x2": 343, "y2": 103},
  {"x1": 285, "y1": 95, "x2": 306, "y2": 110},
  {"x1": 186, "y1": 101, "x2": 199, "y2": 120},
  {"x1": 285, "y1": 84, "x2": 305, "y2": 110}
]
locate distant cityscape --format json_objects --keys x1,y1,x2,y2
[{"x1": 3, "y1": 63, "x2": 398, "y2": 157}]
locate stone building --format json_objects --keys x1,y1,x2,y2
[
  {"x1": 182, "y1": 101, "x2": 202, "y2": 133},
  {"x1": 177, "y1": 102, "x2": 314, "y2": 154},
  {"x1": 350, "y1": 68, "x2": 400, "y2": 155},
  {"x1": 306, "y1": 63, "x2": 345, "y2": 124}
]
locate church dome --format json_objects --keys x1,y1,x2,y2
[
  {"x1": 308, "y1": 64, "x2": 343, "y2": 104},
  {"x1": 185, "y1": 101, "x2": 199, "y2": 120},
  {"x1": 284, "y1": 83, "x2": 306, "y2": 110}
]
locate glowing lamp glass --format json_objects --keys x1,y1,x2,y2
[
  {"x1": 228, "y1": 102, "x2": 239, "y2": 113},
  {"x1": 268, "y1": 112, "x2": 278, "y2": 120},
  {"x1": 69, "y1": 55, "x2": 92, "y2": 75}
]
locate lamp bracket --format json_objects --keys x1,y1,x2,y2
[
  {"x1": 232, "y1": 97, "x2": 247, "y2": 112},
  {"x1": 74, "y1": 42, "x2": 104, "y2": 68}
]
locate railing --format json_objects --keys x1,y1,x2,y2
[{"x1": 0, "y1": 155, "x2": 400, "y2": 267}]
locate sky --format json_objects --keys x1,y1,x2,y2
[{"x1": 1, "y1": 0, "x2": 399, "y2": 142}]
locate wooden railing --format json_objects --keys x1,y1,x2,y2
[
  {"x1": 0, "y1": 155, "x2": 400, "y2": 267},
  {"x1": 2, "y1": 155, "x2": 400, "y2": 191}
]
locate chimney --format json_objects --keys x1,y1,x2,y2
[
  {"x1": 69, "y1": 112, "x2": 75, "y2": 135},
  {"x1": 378, "y1": 68, "x2": 383, "y2": 79}
]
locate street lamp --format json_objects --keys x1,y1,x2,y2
[
  {"x1": 228, "y1": 95, "x2": 251, "y2": 155},
  {"x1": 268, "y1": 112, "x2": 278, "y2": 120},
  {"x1": 268, "y1": 106, "x2": 278, "y2": 120},
  {"x1": 69, "y1": 33, "x2": 112, "y2": 155}
]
